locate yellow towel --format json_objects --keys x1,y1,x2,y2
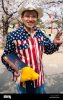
[{"x1": 20, "y1": 67, "x2": 39, "y2": 82}]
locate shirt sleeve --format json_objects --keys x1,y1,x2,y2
[
  {"x1": 1, "y1": 33, "x2": 16, "y2": 73},
  {"x1": 43, "y1": 35, "x2": 60, "y2": 54}
]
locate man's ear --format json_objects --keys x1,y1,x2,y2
[{"x1": 21, "y1": 16, "x2": 23, "y2": 23}]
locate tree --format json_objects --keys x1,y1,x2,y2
[{"x1": 0, "y1": 0, "x2": 25, "y2": 46}]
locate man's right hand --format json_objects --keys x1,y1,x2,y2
[
  {"x1": 14, "y1": 70, "x2": 21, "y2": 77},
  {"x1": 11, "y1": 70, "x2": 22, "y2": 82}
]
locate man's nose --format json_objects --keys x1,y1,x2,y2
[{"x1": 29, "y1": 16, "x2": 34, "y2": 20}]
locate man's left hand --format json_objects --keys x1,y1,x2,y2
[{"x1": 53, "y1": 32, "x2": 63, "y2": 45}]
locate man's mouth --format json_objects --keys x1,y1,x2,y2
[
  {"x1": 27, "y1": 21, "x2": 34, "y2": 24},
  {"x1": 27, "y1": 22, "x2": 34, "y2": 25}
]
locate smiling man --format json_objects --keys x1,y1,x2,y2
[
  {"x1": 1, "y1": 4, "x2": 63, "y2": 94},
  {"x1": 21, "y1": 10, "x2": 38, "y2": 28}
]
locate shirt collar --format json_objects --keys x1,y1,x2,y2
[{"x1": 19, "y1": 25, "x2": 43, "y2": 38}]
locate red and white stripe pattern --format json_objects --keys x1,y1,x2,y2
[{"x1": 14, "y1": 36, "x2": 45, "y2": 88}]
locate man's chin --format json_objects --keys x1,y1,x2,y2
[
  {"x1": 24, "y1": 24, "x2": 35, "y2": 30},
  {"x1": 27, "y1": 25, "x2": 35, "y2": 29}
]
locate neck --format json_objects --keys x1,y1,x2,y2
[{"x1": 24, "y1": 25, "x2": 35, "y2": 34}]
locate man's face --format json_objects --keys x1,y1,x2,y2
[{"x1": 21, "y1": 10, "x2": 38, "y2": 29}]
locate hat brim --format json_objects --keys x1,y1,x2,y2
[{"x1": 18, "y1": 6, "x2": 43, "y2": 19}]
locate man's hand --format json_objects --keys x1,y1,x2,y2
[
  {"x1": 53, "y1": 32, "x2": 63, "y2": 45},
  {"x1": 53, "y1": 38, "x2": 62, "y2": 45},
  {"x1": 14, "y1": 70, "x2": 21, "y2": 77},
  {"x1": 11, "y1": 70, "x2": 22, "y2": 81}
]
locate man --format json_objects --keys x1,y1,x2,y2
[{"x1": 1, "y1": 4, "x2": 62, "y2": 94}]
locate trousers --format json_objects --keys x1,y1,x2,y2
[{"x1": 16, "y1": 83, "x2": 46, "y2": 94}]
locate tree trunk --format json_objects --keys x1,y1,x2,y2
[{"x1": 2, "y1": 20, "x2": 9, "y2": 47}]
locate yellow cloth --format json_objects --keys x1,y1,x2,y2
[{"x1": 20, "y1": 67, "x2": 39, "y2": 82}]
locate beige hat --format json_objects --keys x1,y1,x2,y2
[{"x1": 18, "y1": 4, "x2": 43, "y2": 19}]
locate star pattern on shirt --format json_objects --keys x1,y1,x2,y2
[{"x1": 1, "y1": 25, "x2": 59, "y2": 72}]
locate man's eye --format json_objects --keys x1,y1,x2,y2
[
  {"x1": 25, "y1": 15, "x2": 30, "y2": 17},
  {"x1": 32, "y1": 16, "x2": 36, "y2": 18},
  {"x1": 24, "y1": 15, "x2": 37, "y2": 18}
]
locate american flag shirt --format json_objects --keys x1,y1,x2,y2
[{"x1": 1, "y1": 25, "x2": 59, "y2": 88}]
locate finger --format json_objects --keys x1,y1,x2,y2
[{"x1": 14, "y1": 72, "x2": 20, "y2": 77}]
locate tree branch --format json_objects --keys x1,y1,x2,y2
[{"x1": 1, "y1": 0, "x2": 16, "y2": 18}]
